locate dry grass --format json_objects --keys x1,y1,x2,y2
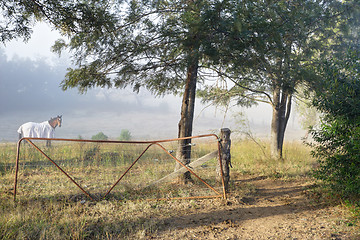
[
  {"x1": 231, "y1": 139, "x2": 316, "y2": 179},
  {"x1": 0, "y1": 139, "x2": 318, "y2": 239}
]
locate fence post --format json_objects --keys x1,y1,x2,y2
[{"x1": 217, "y1": 128, "x2": 231, "y2": 192}]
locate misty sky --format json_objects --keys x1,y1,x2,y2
[{"x1": 0, "y1": 23, "x2": 303, "y2": 142}]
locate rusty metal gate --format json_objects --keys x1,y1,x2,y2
[{"x1": 14, "y1": 134, "x2": 227, "y2": 202}]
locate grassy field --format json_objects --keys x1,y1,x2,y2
[{"x1": 0, "y1": 138, "x2": 333, "y2": 239}]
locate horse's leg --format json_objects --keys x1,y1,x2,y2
[{"x1": 46, "y1": 140, "x2": 51, "y2": 148}]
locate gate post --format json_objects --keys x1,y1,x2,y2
[{"x1": 217, "y1": 128, "x2": 231, "y2": 192}]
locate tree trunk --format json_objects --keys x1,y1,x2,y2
[
  {"x1": 175, "y1": 57, "x2": 199, "y2": 183},
  {"x1": 270, "y1": 87, "x2": 292, "y2": 159},
  {"x1": 174, "y1": 0, "x2": 200, "y2": 183}
]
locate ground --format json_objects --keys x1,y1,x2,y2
[{"x1": 146, "y1": 175, "x2": 359, "y2": 240}]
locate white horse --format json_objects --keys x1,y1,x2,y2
[{"x1": 17, "y1": 115, "x2": 62, "y2": 146}]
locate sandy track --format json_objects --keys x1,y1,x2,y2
[{"x1": 148, "y1": 176, "x2": 358, "y2": 239}]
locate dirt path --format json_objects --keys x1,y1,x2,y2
[{"x1": 148, "y1": 175, "x2": 359, "y2": 240}]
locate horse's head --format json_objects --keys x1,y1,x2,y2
[
  {"x1": 56, "y1": 115, "x2": 62, "y2": 127},
  {"x1": 49, "y1": 115, "x2": 62, "y2": 128}
]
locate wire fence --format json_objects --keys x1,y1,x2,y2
[{"x1": 12, "y1": 134, "x2": 227, "y2": 202}]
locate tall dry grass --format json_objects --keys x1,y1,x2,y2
[{"x1": 231, "y1": 139, "x2": 316, "y2": 179}]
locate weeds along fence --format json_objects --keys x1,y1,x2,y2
[{"x1": 10, "y1": 130, "x2": 231, "y2": 202}]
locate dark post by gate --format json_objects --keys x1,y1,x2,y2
[{"x1": 217, "y1": 128, "x2": 231, "y2": 192}]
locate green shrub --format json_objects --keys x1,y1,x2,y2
[
  {"x1": 91, "y1": 132, "x2": 108, "y2": 140},
  {"x1": 311, "y1": 49, "x2": 360, "y2": 198},
  {"x1": 312, "y1": 118, "x2": 360, "y2": 198},
  {"x1": 117, "y1": 129, "x2": 132, "y2": 141}
]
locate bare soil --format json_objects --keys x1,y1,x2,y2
[{"x1": 147, "y1": 175, "x2": 359, "y2": 240}]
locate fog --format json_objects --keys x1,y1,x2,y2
[{"x1": 0, "y1": 23, "x2": 304, "y2": 142}]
